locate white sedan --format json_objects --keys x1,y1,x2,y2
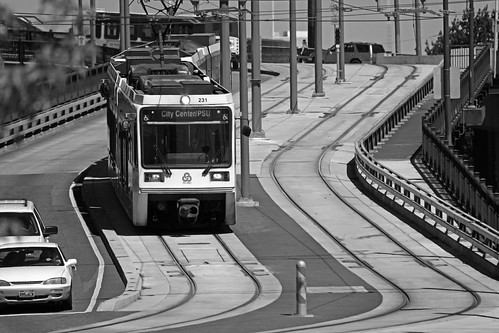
[{"x1": 0, "y1": 242, "x2": 77, "y2": 310}]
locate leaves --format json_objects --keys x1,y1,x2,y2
[
  {"x1": 0, "y1": 2, "x2": 88, "y2": 127},
  {"x1": 425, "y1": 6, "x2": 494, "y2": 55}
]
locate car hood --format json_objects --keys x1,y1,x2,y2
[
  {"x1": 0, "y1": 236, "x2": 45, "y2": 244},
  {"x1": 0, "y1": 266, "x2": 67, "y2": 282}
]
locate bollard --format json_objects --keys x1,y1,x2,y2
[{"x1": 296, "y1": 260, "x2": 307, "y2": 316}]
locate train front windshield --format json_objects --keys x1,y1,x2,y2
[{"x1": 141, "y1": 108, "x2": 232, "y2": 168}]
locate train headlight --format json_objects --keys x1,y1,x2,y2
[
  {"x1": 209, "y1": 171, "x2": 229, "y2": 181},
  {"x1": 145, "y1": 172, "x2": 164, "y2": 182},
  {"x1": 180, "y1": 95, "x2": 190, "y2": 105}
]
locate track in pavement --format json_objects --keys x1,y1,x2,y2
[{"x1": 266, "y1": 64, "x2": 483, "y2": 332}]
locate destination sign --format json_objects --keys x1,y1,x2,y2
[{"x1": 141, "y1": 108, "x2": 230, "y2": 123}]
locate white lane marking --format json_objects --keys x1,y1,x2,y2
[
  {"x1": 308, "y1": 286, "x2": 368, "y2": 293},
  {"x1": 70, "y1": 179, "x2": 105, "y2": 313}
]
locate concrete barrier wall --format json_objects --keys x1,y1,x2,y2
[
  {"x1": 354, "y1": 48, "x2": 499, "y2": 273},
  {"x1": 376, "y1": 54, "x2": 443, "y2": 65}
]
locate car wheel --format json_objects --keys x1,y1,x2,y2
[
  {"x1": 350, "y1": 59, "x2": 361, "y2": 64},
  {"x1": 60, "y1": 288, "x2": 73, "y2": 311}
]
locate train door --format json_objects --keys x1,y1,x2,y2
[{"x1": 119, "y1": 127, "x2": 129, "y2": 191}]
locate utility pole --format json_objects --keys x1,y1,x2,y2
[
  {"x1": 220, "y1": 0, "x2": 231, "y2": 88},
  {"x1": 313, "y1": 0, "x2": 324, "y2": 96},
  {"x1": 251, "y1": 0, "x2": 264, "y2": 136}
]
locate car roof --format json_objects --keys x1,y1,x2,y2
[
  {"x1": 0, "y1": 242, "x2": 59, "y2": 249},
  {"x1": 0, "y1": 199, "x2": 35, "y2": 213}
]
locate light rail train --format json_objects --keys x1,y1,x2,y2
[
  {"x1": 90, "y1": 10, "x2": 239, "y2": 50},
  {"x1": 100, "y1": 37, "x2": 237, "y2": 227}
]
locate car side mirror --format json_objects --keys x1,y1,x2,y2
[{"x1": 43, "y1": 226, "x2": 59, "y2": 236}]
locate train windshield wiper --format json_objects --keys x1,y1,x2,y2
[
  {"x1": 154, "y1": 145, "x2": 172, "y2": 178},
  {"x1": 202, "y1": 146, "x2": 224, "y2": 177}
]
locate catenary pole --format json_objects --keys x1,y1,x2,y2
[
  {"x1": 414, "y1": 0, "x2": 422, "y2": 55},
  {"x1": 339, "y1": 0, "x2": 345, "y2": 81},
  {"x1": 468, "y1": 0, "x2": 475, "y2": 105},
  {"x1": 239, "y1": 0, "x2": 250, "y2": 200},
  {"x1": 119, "y1": 0, "x2": 125, "y2": 51},
  {"x1": 251, "y1": 0, "x2": 264, "y2": 136},
  {"x1": 313, "y1": 0, "x2": 324, "y2": 96},
  {"x1": 443, "y1": 0, "x2": 452, "y2": 145},
  {"x1": 90, "y1": 0, "x2": 96, "y2": 65},
  {"x1": 289, "y1": 0, "x2": 298, "y2": 113},
  {"x1": 394, "y1": 0, "x2": 400, "y2": 54},
  {"x1": 220, "y1": 1, "x2": 231, "y2": 88}
]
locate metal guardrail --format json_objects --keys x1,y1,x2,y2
[
  {"x1": 0, "y1": 94, "x2": 105, "y2": 149},
  {"x1": 422, "y1": 46, "x2": 499, "y2": 230},
  {"x1": 354, "y1": 49, "x2": 499, "y2": 269},
  {"x1": 0, "y1": 62, "x2": 108, "y2": 149}
]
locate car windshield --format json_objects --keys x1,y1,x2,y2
[
  {"x1": 0, "y1": 213, "x2": 39, "y2": 236},
  {"x1": 0, "y1": 247, "x2": 63, "y2": 267}
]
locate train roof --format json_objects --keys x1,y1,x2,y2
[{"x1": 108, "y1": 42, "x2": 232, "y2": 106}]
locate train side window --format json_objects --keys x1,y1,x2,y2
[
  {"x1": 143, "y1": 26, "x2": 155, "y2": 41},
  {"x1": 105, "y1": 24, "x2": 119, "y2": 39},
  {"x1": 95, "y1": 22, "x2": 102, "y2": 39}
]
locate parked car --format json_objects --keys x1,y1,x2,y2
[
  {"x1": 300, "y1": 42, "x2": 386, "y2": 64},
  {"x1": 0, "y1": 199, "x2": 58, "y2": 244},
  {"x1": 0, "y1": 242, "x2": 77, "y2": 310}
]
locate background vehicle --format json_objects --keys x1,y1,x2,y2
[
  {"x1": 0, "y1": 242, "x2": 77, "y2": 310},
  {"x1": 100, "y1": 40, "x2": 237, "y2": 228},
  {"x1": 302, "y1": 42, "x2": 386, "y2": 64},
  {"x1": 90, "y1": 10, "x2": 239, "y2": 51},
  {"x1": 0, "y1": 199, "x2": 58, "y2": 244}
]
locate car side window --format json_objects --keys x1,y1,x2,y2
[
  {"x1": 372, "y1": 44, "x2": 385, "y2": 53},
  {"x1": 356, "y1": 44, "x2": 370, "y2": 53},
  {"x1": 344, "y1": 44, "x2": 355, "y2": 53}
]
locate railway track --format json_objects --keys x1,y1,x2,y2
[
  {"x1": 63, "y1": 157, "x2": 280, "y2": 332},
  {"x1": 262, "y1": 64, "x2": 498, "y2": 332}
]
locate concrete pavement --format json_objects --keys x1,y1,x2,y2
[{"x1": 78, "y1": 62, "x2": 499, "y2": 332}]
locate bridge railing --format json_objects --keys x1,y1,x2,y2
[
  {"x1": 0, "y1": 64, "x2": 108, "y2": 149},
  {"x1": 422, "y1": 45, "x2": 499, "y2": 229},
  {"x1": 354, "y1": 45, "x2": 499, "y2": 271}
]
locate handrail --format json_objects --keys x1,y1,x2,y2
[
  {"x1": 354, "y1": 45, "x2": 499, "y2": 269},
  {"x1": 0, "y1": 94, "x2": 105, "y2": 150}
]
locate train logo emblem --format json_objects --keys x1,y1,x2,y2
[{"x1": 182, "y1": 172, "x2": 192, "y2": 183}]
